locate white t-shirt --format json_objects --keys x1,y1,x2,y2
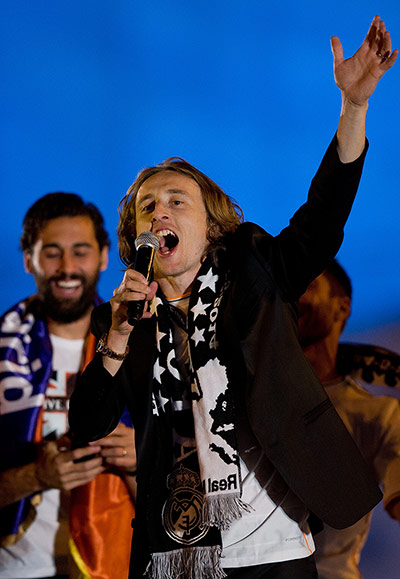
[
  {"x1": 0, "y1": 335, "x2": 84, "y2": 578},
  {"x1": 221, "y1": 443, "x2": 314, "y2": 567},
  {"x1": 315, "y1": 377, "x2": 400, "y2": 579},
  {"x1": 167, "y1": 297, "x2": 315, "y2": 569}
]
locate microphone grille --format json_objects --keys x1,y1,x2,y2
[{"x1": 134, "y1": 231, "x2": 161, "y2": 251}]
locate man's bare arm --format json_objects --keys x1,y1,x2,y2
[
  {"x1": 0, "y1": 441, "x2": 104, "y2": 509},
  {"x1": 333, "y1": 15, "x2": 397, "y2": 163}
]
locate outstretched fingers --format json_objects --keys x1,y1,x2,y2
[
  {"x1": 365, "y1": 15, "x2": 397, "y2": 68},
  {"x1": 385, "y1": 48, "x2": 399, "y2": 70},
  {"x1": 330, "y1": 35, "x2": 344, "y2": 65},
  {"x1": 364, "y1": 15, "x2": 380, "y2": 49}
]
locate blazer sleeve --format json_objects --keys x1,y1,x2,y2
[
  {"x1": 242, "y1": 135, "x2": 368, "y2": 301},
  {"x1": 68, "y1": 303, "x2": 131, "y2": 443},
  {"x1": 69, "y1": 303, "x2": 156, "y2": 445}
]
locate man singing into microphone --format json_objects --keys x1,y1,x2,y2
[{"x1": 70, "y1": 16, "x2": 397, "y2": 578}]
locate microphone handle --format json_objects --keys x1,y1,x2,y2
[{"x1": 127, "y1": 245, "x2": 156, "y2": 326}]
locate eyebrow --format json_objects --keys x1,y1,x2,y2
[
  {"x1": 41, "y1": 242, "x2": 94, "y2": 250},
  {"x1": 166, "y1": 188, "x2": 189, "y2": 196},
  {"x1": 137, "y1": 189, "x2": 190, "y2": 204}
]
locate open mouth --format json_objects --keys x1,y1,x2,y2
[
  {"x1": 56, "y1": 280, "x2": 82, "y2": 290},
  {"x1": 157, "y1": 229, "x2": 179, "y2": 255},
  {"x1": 50, "y1": 277, "x2": 83, "y2": 297}
]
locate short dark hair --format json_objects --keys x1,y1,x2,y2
[
  {"x1": 20, "y1": 192, "x2": 110, "y2": 253},
  {"x1": 324, "y1": 259, "x2": 352, "y2": 300}
]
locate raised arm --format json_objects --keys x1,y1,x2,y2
[{"x1": 334, "y1": 15, "x2": 397, "y2": 162}]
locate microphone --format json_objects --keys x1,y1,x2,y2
[{"x1": 127, "y1": 231, "x2": 160, "y2": 326}]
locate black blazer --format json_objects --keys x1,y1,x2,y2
[{"x1": 69, "y1": 136, "x2": 381, "y2": 575}]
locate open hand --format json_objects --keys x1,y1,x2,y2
[{"x1": 331, "y1": 15, "x2": 398, "y2": 106}]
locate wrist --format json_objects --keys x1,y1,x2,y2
[
  {"x1": 34, "y1": 458, "x2": 50, "y2": 491},
  {"x1": 97, "y1": 332, "x2": 130, "y2": 361},
  {"x1": 341, "y1": 94, "x2": 369, "y2": 114},
  {"x1": 34, "y1": 441, "x2": 59, "y2": 491}
]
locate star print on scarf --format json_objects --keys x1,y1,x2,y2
[{"x1": 146, "y1": 259, "x2": 250, "y2": 579}]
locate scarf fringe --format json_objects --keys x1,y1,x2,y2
[
  {"x1": 203, "y1": 493, "x2": 252, "y2": 531},
  {"x1": 146, "y1": 545, "x2": 227, "y2": 579}
]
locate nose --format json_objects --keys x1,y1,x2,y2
[
  {"x1": 58, "y1": 252, "x2": 77, "y2": 275},
  {"x1": 152, "y1": 201, "x2": 169, "y2": 222}
]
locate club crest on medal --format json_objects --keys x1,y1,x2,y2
[{"x1": 162, "y1": 464, "x2": 209, "y2": 545}]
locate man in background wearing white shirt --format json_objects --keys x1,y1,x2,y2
[
  {"x1": 299, "y1": 259, "x2": 400, "y2": 579},
  {"x1": 0, "y1": 192, "x2": 136, "y2": 578}
]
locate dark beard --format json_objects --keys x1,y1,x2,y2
[{"x1": 38, "y1": 272, "x2": 100, "y2": 324}]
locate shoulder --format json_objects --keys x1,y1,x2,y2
[
  {"x1": 330, "y1": 377, "x2": 400, "y2": 420},
  {"x1": 226, "y1": 222, "x2": 274, "y2": 263},
  {"x1": 232, "y1": 221, "x2": 272, "y2": 241},
  {"x1": 0, "y1": 296, "x2": 41, "y2": 333}
]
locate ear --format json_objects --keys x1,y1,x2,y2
[
  {"x1": 23, "y1": 251, "x2": 34, "y2": 274},
  {"x1": 99, "y1": 246, "x2": 109, "y2": 272},
  {"x1": 335, "y1": 295, "x2": 351, "y2": 325}
]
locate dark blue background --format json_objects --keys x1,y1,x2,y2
[{"x1": 1, "y1": 2, "x2": 399, "y2": 575}]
